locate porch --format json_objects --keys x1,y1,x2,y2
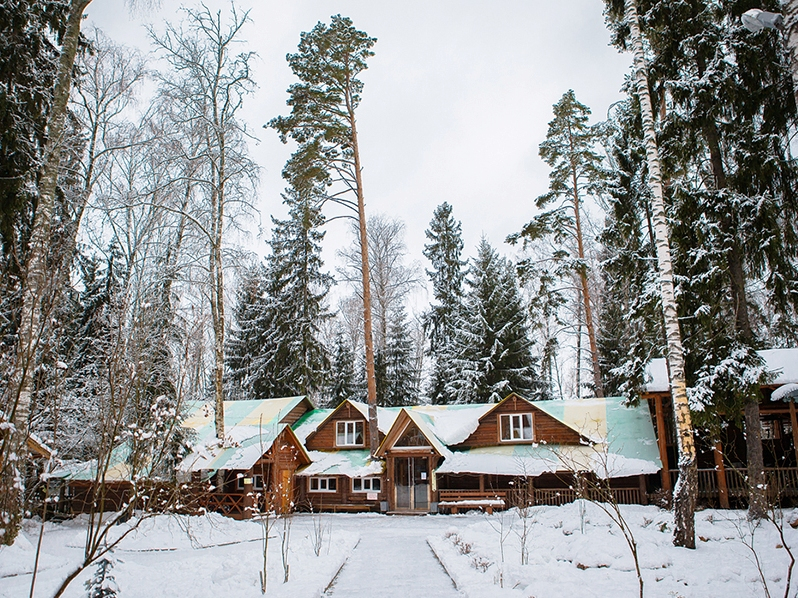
[{"x1": 668, "y1": 467, "x2": 798, "y2": 507}]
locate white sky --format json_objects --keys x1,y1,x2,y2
[{"x1": 86, "y1": 0, "x2": 631, "y2": 309}]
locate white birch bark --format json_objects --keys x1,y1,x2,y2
[{"x1": 625, "y1": 0, "x2": 697, "y2": 549}]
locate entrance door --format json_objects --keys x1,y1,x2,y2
[{"x1": 394, "y1": 456, "x2": 429, "y2": 511}]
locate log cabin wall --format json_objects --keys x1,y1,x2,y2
[
  {"x1": 282, "y1": 400, "x2": 311, "y2": 426},
  {"x1": 456, "y1": 395, "x2": 581, "y2": 448},
  {"x1": 305, "y1": 403, "x2": 374, "y2": 451},
  {"x1": 297, "y1": 475, "x2": 385, "y2": 511}
]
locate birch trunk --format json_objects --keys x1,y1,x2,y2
[
  {"x1": 625, "y1": 0, "x2": 697, "y2": 549},
  {"x1": 0, "y1": 0, "x2": 93, "y2": 546}
]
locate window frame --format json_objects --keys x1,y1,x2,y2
[
  {"x1": 309, "y1": 477, "x2": 338, "y2": 493},
  {"x1": 336, "y1": 420, "x2": 365, "y2": 447},
  {"x1": 352, "y1": 477, "x2": 382, "y2": 493},
  {"x1": 499, "y1": 412, "x2": 534, "y2": 442},
  {"x1": 236, "y1": 474, "x2": 265, "y2": 491}
]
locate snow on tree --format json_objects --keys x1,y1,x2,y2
[
  {"x1": 423, "y1": 203, "x2": 466, "y2": 404},
  {"x1": 84, "y1": 556, "x2": 119, "y2": 598},
  {"x1": 375, "y1": 306, "x2": 420, "y2": 407},
  {"x1": 446, "y1": 239, "x2": 540, "y2": 404}
]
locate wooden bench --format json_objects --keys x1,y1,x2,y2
[{"x1": 438, "y1": 490, "x2": 507, "y2": 514}]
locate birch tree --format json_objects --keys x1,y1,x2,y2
[
  {"x1": 151, "y1": 4, "x2": 257, "y2": 439},
  {"x1": 1, "y1": 0, "x2": 92, "y2": 547}
]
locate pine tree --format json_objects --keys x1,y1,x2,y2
[
  {"x1": 508, "y1": 90, "x2": 605, "y2": 398},
  {"x1": 447, "y1": 239, "x2": 540, "y2": 404},
  {"x1": 423, "y1": 203, "x2": 466, "y2": 404},
  {"x1": 269, "y1": 15, "x2": 381, "y2": 455}
]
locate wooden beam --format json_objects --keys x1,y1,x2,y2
[
  {"x1": 479, "y1": 474, "x2": 485, "y2": 493},
  {"x1": 654, "y1": 394, "x2": 672, "y2": 492},
  {"x1": 790, "y1": 401, "x2": 798, "y2": 467},
  {"x1": 714, "y1": 441, "x2": 730, "y2": 510}
]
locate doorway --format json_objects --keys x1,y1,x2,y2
[{"x1": 394, "y1": 456, "x2": 429, "y2": 511}]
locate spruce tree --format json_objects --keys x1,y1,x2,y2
[
  {"x1": 375, "y1": 307, "x2": 419, "y2": 407},
  {"x1": 227, "y1": 183, "x2": 332, "y2": 400},
  {"x1": 447, "y1": 239, "x2": 539, "y2": 404},
  {"x1": 325, "y1": 329, "x2": 358, "y2": 407},
  {"x1": 604, "y1": 0, "x2": 798, "y2": 520},
  {"x1": 423, "y1": 203, "x2": 466, "y2": 404}
]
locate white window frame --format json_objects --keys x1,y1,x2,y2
[
  {"x1": 309, "y1": 477, "x2": 338, "y2": 492},
  {"x1": 500, "y1": 413, "x2": 533, "y2": 442},
  {"x1": 352, "y1": 477, "x2": 382, "y2": 493},
  {"x1": 336, "y1": 420, "x2": 364, "y2": 447}
]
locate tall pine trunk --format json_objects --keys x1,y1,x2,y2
[
  {"x1": 569, "y1": 136, "x2": 603, "y2": 398},
  {"x1": 625, "y1": 0, "x2": 697, "y2": 549},
  {"x1": 0, "y1": 0, "x2": 93, "y2": 546},
  {"x1": 346, "y1": 82, "x2": 378, "y2": 457}
]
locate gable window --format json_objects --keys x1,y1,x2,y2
[
  {"x1": 336, "y1": 421, "x2": 364, "y2": 446},
  {"x1": 395, "y1": 423, "x2": 430, "y2": 447},
  {"x1": 309, "y1": 477, "x2": 338, "y2": 492},
  {"x1": 352, "y1": 477, "x2": 381, "y2": 493},
  {"x1": 500, "y1": 413, "x2": 533, "y2": 441}
]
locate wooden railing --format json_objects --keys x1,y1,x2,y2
[
  {"x1": 669, "y1": 467, "x2": 798, "y2": 502},
  {"x1": 440, "y1": 487, "x2": 642, "y2": 509}
]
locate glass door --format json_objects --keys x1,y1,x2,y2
[{"x1": 393, "y1": 457, "x2": 429, "y2": 511}]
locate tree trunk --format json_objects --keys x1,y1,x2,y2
[
  {"x1": 569, "y1": 140, "x2": 603, "y2": 398},
  {"x1": 0, "y1": 0, "x2": 93, "y2": 547},
  {"x1": 625, "y1": 0, "x2": 697, "y2": 549},
  {"x1": 701, "y1": 94, "x2": 766, "y2": 520}
]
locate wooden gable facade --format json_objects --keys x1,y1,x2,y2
[
  {"x1": 297, "y1": 400, "x2": 386, "y2": 513},
  {"x1": 375, "y1": 410, "x2": 444, "y2": 513},
  {"x1": 456, "y1": 393, "x2": 582, "y2": 449},
  {"x1": 304, "y1": 400, "x2": 379, "y2": 452}
]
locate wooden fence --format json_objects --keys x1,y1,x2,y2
[{"x1": 669, "y1": 467, "x2": 798, "y2": 502}]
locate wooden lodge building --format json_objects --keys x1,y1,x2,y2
[
  {"x1": 50, "y1": 347, "x2": 798, "y2": 518},
  {"x1": 643, "y1": 348, "x2": 798, "y2": 509}
]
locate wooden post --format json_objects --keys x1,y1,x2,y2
[
  {"x1": 479, "y1": 474, "x2": 485, "y2": 494},
  {"x1": 789, "y1": 401, "x2": 798, "y2": 467},
  {"x1": 638, "y1": 475, "x2": 648, "y2": 505},
  {"x1": 242, "y1": 477, "x2": 254, "y2": 519},
  {"x1": 654, "y1": 395, "x2": 672, "y2": 492},
  {"x1": 713, "y1": 441, "x2": 730, "y2": 509}
]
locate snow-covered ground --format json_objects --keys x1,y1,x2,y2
[{"x1": 2, "y1": 504, "x2": 796, "y2": 597}]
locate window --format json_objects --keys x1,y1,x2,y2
[
  {"x1": 236, "y1": 474, "x2": 265, "y2": 490},
  {"x1": 500, "y1": 413, "x2": 533, "y2": 441},
  {"x1": 761, "y1": 419, "x2": 779, "y2": 440},
  {"x1": 309, "y1": 477, "x2": 338, "y2": 492},
  {"x1": 352, "y1": 477, "x2": 382, "y2": 493},
  {"x1": 336, "y1": 421, "x2": 364, "y2": 446},
  {"x1": 395, "y1": 423, "x2": 430, "y2": 447}
]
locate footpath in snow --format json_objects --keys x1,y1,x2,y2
[{"x1": 324, "y1": 514, "x2": 462, "y2": 598}]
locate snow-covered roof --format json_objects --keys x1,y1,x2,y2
[
  {"x1": 178, "y1": 397, "x2": 310, "y2": 473},
  {"x1": 645, "y1": 348, "x2": 798, "y2": 393},
  {"x1": 435, "y1": 396, "x2": 661, "y2": 478},
  {"x1": 51, "y1": 441, "x2": 135, "y2": 482},
  {"x1": 296, "y1": 450, "x2": 384, "y2": 478}
]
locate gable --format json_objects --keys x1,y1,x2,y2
[
  {"x1": 455, "y1": 393, "x2": 582, "y2": 448},
  {"x1": 305, "y1": 400, "x2": 372, "y2": 451},
  {"x1": 376, "y1": 410, "x2": 450, "y2": 458}
]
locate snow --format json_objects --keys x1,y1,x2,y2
[
  {"x1": 4, "y1": 505, "x2": 797, "y2": 597},
  {"x1": 772, "y1": 383, "x2": 798, "y2": 402},
  {"x1": 298, "y1": 450, "x2": 384, "y2": 478},
  {"x1": 646, "y1": 348, "x2": 798, "y2": 393}
]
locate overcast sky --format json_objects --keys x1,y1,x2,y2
[{"x1": 86, "y1": 0, "x2": 631, "y2": 308}]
